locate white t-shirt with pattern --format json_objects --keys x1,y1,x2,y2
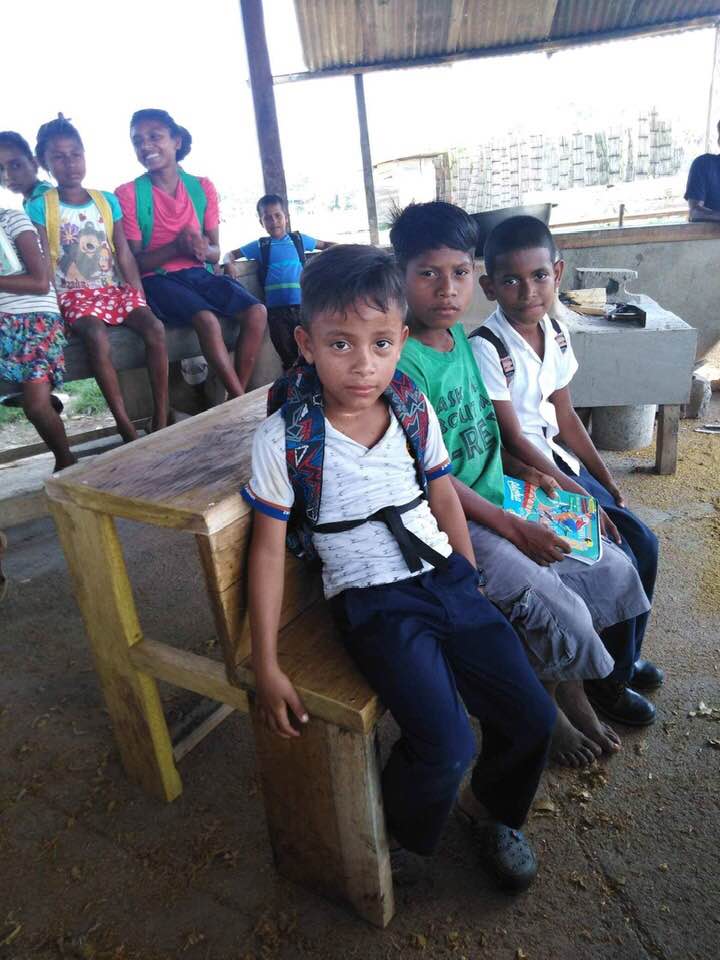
[{"x1": 0, "y1": 209, "x2": 60, "y2": 316}]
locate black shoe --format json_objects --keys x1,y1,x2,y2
[
  {"x1": 630, "y1": 659, "x2": 664, "y2": 691},
  {"x1": 0, "y1": 393, "x2": 63, "y2": 413},
  {"x1": 389, "y1": 847, "x2": 425, "y2": 887},
  {"x1": 457, "y1": 807, "x2": 537, "y2": 892},
  {"x1": 585, "y1": 678, "x2": 656, "y2": 726}
]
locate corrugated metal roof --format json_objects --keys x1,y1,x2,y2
[{"x1": 291, "y1": 0, "x2": 720, "y2": 75}]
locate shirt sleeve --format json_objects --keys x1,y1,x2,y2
[
  {"x1": 684, "y1": 156, "x2": 708, "y2": 202},
  {"x1": 2, "y1": 210, "x2": 35, "y2": 241},
  {"x1": 239, "y1": 240, "x2": 260, "y2": 260},
  {"x1": 200, "y1": 178, "x2": 220, "y2": 231},
  {"x1": 241, "y1": 413, "x2": 294, "y2": 521},
  {"x1": 470, "y1": 333, "x2": 512, "y2": 401},
  {"x1": 423, "y1": 397, "x2": 452, "y2": 480},
  {"x1": 25, "y1": 196, "x2": 45, "y2": 227},
  {"x1": 300, "y1": 233, "x2": 317, "y2": 252},
  {"x1": 554, "y1": 323, "x2": 579, "y2": 390},
  {"x1": 115, "y1": 182, "x2": 141, "y2": 241},
  {"x1": 103, "y1": 191, "x2": 122, "y2": 222},
  {"x1": 396, "y1": 350, "x2": 430, "y2": 396}
]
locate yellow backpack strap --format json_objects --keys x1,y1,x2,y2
[
  {"x1": 44, "y1": 189, "x2": 61, "y2": 274},
  {"x1": 87, "y1": 189, "x2": 115, "y2": 253}
]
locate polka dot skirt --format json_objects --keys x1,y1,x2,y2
[{"x1": 58, "y1": 284, "x2": 147, "y2": 327}]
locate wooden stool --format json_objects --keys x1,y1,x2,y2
[{"x1": 45, "y1": 387, "x2": 393, "y2": 927}]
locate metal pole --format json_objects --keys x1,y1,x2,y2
[
  {"x1": 354, "y1": 73, "x2": 380, "y2": 245},
  {"x1": 239, "y1": 0, "x2": 288, "y2": 199}
]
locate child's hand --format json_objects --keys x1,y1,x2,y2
[
  {"x1": 525, "y1": 467, "x2": 559, "y2": 499},
  {"x1": 606, "y1": 480, "x2": 626, "y2": 508},
  {"x1": 255, "y1": 665, "x2": 309, "y2": 739},
  {"x1": 507, "y1": 515, "x2": 571, "y2": 566},
  {"x1": 599, "y1": 508, "x2": 622, "y2": 544},
  {"x1": 187, "y1": 231, "x2": 209, "y2": 262},
  {"x1": 223, "y1": 261, "x2": 241, "y2": 279}
]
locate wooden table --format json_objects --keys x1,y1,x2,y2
[
  {"x1": 556, "y1": 294, "x2": 697, "y2": 474},
  {"x1": 45, "y1": 387, "x2": 394, "y2": 927}
]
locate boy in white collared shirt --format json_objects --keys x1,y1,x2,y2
[{"x1": 472, "y1": 215, "x2": 662, "y2": 727}]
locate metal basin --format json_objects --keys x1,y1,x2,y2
[{"x1": 470, "y1": 203, "x2": 553, "y2": 257}]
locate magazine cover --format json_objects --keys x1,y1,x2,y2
[
  {"x1": 0, "y1": 224, "x2": 22, "y2": 277},
  {"x1": 503, "y1": 476, "x2": 602, "y2": 565}
]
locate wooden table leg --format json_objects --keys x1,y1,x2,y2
[
  {"x1": 251, "y1": 706, "x2": 394, "y2": 928},
  {"x1": 49, "y1": 500, "x2": 182, "y2": 802},
  {"x1": 655, "y1": 404, "x2": 680, "y2": 475}
]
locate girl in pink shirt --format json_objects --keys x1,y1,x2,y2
[{"x1": 116, "y1": 109, "x2": 267, "y2": 399}]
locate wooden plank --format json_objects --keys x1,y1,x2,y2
[
  {"x1": 555, "y1": 221, "x2": 720, "y2": 250},
  {"x1": 172, "y1": 704, "x2": 235, "y2": 763},
  {"x1": 0, "y1": 490, "x2": 47, "y2": 528},
  {"x1": 117, "y1": 368, "x2": 153, "y2": 424},
  {"x1": 49, "y1": 501, "x2": 182, "y2": 802},
  {"x1": 251, "y1": 707, "x2": 393, "y2": 927},
  {"x1": 656, "y1": 404, "x2": 680, "y2": 475},
  {"x1": 240, "y1": 0, "x2": 288, "y2": 199},
  {"x1": 0, "y1": 423, "x2": 127, "y2": 466},
  {"x1": 45, "y1": 387, "x2": 268, "y2": 534},
  {"x1": 354, "y1": 74, "x2": 379, "y2": 245}
]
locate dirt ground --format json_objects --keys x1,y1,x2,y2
[{"x1": 1, "y1": 404, "x2": 719, "y2": 960}]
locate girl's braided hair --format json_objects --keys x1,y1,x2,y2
[
  {"x1": 0, "y1": 131, "x2": 35, "y2": 163},
  {"x1": 130, "y1": 109, "x2": 192, "y2": 162},
  {"x1": 35, "y1": 113, "x2": 83, "y2": 170}
]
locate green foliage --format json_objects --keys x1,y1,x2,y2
[{"x1": 65, "y1": 379, "x2": 108, "y2": 416}]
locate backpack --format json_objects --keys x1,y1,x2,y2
[
  {"x1": 44, "y1": 188, "x2": 115, "y2": 276},
  {"x1": 257, "y1": 231, "x2": 306, "y2": 288},
  {"x1": 133, "y1": 168, "x2": 212, "y2": 273},
  {"x1": 266, "y1": 361, "x2": 448, "y2": 572},
  {"x1": 469, "y1": 317, "x2": 567, "y2": 386}
]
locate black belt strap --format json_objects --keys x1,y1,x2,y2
[{"x1": 311, "y1": 494, "x2": 450, "y2": 574}]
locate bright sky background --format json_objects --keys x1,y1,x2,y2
[{"x1": 2, "y1": 1, "x2": 716, "y2": 242}]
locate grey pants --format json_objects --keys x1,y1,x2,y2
[{"x1": 468, "y1": 522, "x2": 650, "y2": 683}]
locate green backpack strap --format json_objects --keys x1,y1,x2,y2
[{"x1": 134, "y1": 168, "x2": 212, "y2": 273}]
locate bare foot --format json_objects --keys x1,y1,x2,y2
[
  {"x1": 550, "y1": 708, "x2": 602, "y2": 768},
  {"x1": 53, "y1": 453, "x2": 77, "y2": 473},
  {"x1": 556, "y1": 680, "x2": 622, "y2": 755}
]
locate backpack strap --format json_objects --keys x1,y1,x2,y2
[
  {"x1": 549, "y1": 316, "x2": 568, "y2": 352},
  {"x1": 258, "y1": 236, "x2": 272, "y2": 287},
  {"x1": 44, "y1": 188, "x2": 115, "y2": 275},
  {"x1": 289, "y1": 230, "x2": 306, "y2": 266},
  {"x1": 469, "y1": 325, "x2": 516, "y2": 386}
]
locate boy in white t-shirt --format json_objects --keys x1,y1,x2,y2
[
  {"x1": 243, "y1": 244, "x2": 556, "y2": 892},
  {"x1": 472, "y1": 215, "x2": 661, "y2": 727}
]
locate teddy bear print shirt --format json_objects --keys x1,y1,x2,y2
[{"x1": 26, "y1": 191, "x2": 123, "y2": 292}]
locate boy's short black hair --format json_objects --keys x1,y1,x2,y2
[
  {"x1": 256, "y1": 194, "x2": 285, "y2": 216},
  {"x1": 483, "y1": 216, "x2": 558, "y2": 276},
  {"x1": 35, "y1": 114, "x2": 83, "y2": 170},
  {"x1": 300, "y1": 244, "x2": 406, "y2": 328},
  {"x1": 0, "y1": 131, "x2": 35, "y2": 163},
  {"x1": 389, "y1": 201, "x2": 479, "y2": 268},
  {"x1": 129, "y1": 109, "x2": 192, "y2": 161}
]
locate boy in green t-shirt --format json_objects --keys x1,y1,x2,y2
[{"x1": 393, "y1": 202, "x2": 651, "y2": 775}]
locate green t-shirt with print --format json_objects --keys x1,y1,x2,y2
[{"x1": 398, "y1": 323, "x2": 505, "y2": 506}]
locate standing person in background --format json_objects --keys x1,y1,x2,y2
[
  {"x1": 28, "y1": 115, "x2": 169, "y2": 440},
  {"x1": 0, "y1": 132, "x2": 53, "y2": 212},
  {"x1": 685, "y1": 121, "x2": 720, "y2": 221},
  {"x1": 117, "y1": 109, "x2": 267, "y2": 397},
  {"x1": 224, "y1": 194, "x2": 332, "y2": 369}
]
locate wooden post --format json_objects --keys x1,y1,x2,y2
[
  {"x1": 705, "y1": 23, "x2": 720, "y2": 153},
  {"x1": 49, "y1": 500, "x2": 182, "y2": 802},
  {"x1": 655, "y1": 404, "x2": 680, "y2": 475},
  {"x1": 354, "y1": 74, "x2": 380, "y2": 245},
  {"x1": 240, "y1": 0, "x2": 288, "y2": 199},
  {"x1": 251, "y1": 706, "x2": 394, "y2": 927}
]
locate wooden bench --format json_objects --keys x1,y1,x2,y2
[{"x1": 45, "y1": 387, "x2": 394, "y2": 927}]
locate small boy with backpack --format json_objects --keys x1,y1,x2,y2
[
  {"x1": 243, "y1": 243, "x2": 556, "y2": 891},
  {"x1": 224, "y1": 194, "x2": 332, "y2": 369}
]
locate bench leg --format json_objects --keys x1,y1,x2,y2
[
  {"x1": 655, "y1": 404, "x2": 680, "y2": 475},
  {"x1": 49, "y1": 500, "x2": 182, "y2": 802},
  {"x1": 251, "y1": 707, "x2": 394, "y2": 927}
]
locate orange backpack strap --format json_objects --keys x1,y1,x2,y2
[
  {"x1": 87, "y1": 190, "x2": 115, "y2": 253},
  {"x1": 43, "y1": 189, "x2": 61, "y2": 274}
]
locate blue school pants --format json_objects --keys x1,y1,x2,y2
[
  {"x1": 557, "y1": 461, "x2": 659, "y2": 682},
  {"x1": 330, "y1": 553, "x2": 556, "y2": 856}
]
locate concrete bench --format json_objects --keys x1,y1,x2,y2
[{"x1": 45, "y1": 387, "x2": 394, "y2": 927}]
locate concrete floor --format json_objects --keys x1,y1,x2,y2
[{"x1": 1, "y1": 405, "x2": 719, "y2": 960}]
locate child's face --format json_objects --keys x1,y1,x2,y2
[
  {"x1": 0, "y1": 146, "x2": 38, "y2": 196},
  {"x1": 45, "y1": 136, "x2": 85, "y2": 189},
  {"x1": 480, "y1": 247, "x2": 564, "y2": 327},
  {"x1": 294, "y1": 300, "x2": 408, "y2": 415},
  {"x1": 130, "y1": 120, "x2": 181, "y2": 172},
  {"x1": 403, "y1": 247, "x2": 475, "y2": 331},
  {"x1": 259, "y1": 203, "x2": 287, "y2": 239}
]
